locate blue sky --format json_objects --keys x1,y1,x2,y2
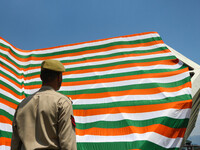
[
  {"x1": 0, "y1": 0, "x2": 200, "y2": 145},
  {"x1": 0, "y1": 0, "x2": 199, "y2": 65}
]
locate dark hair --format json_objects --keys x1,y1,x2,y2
[{"x1": 40, "y1": 69, "x2": 61, "y2": 83}]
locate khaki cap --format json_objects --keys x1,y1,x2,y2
[{"x1": 41, "y1": 59, "x2": 65, "y2": 72}]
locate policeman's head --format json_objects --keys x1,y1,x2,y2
[{"x1": 40, "y1": 59, "x2": 65, "y2": 91}]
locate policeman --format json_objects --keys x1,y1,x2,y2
[{"x1": 11, "y1": 59, "x2": 77, "y2": 150}]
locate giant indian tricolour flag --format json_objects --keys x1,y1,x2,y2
[{"x1": 0, "y1": 32, "x2": 192, "y2": 150}]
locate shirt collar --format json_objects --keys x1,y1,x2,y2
[{"x1": 39, "y1": 86, "x2": 55, "y2": 92}]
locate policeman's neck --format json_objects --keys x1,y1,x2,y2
[{"x1": 42, "y1": 82, "x2": 60, "y2": 91}]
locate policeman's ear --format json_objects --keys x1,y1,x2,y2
[
  {"x1": 56, "y1": 73, "x2": 62, "y2": 90},
  {"x1": 57, "y1": 73, "x2": 62, "y2": 82},
  {"x1": 40, "y1": 71, "x2": 44, "y2": 82}
]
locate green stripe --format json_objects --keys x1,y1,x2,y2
[
  {"x1": 25, "y1": 81, "x2": 42, "y2": 86},
  {"x1": 0, "y1": 51, "x2": 40, "y2": 68},
  {"x1": 73, "y1": 95, "x2": 192, "y2": 110},
  {"x1": 0, "y1": 109, "x2": 14, "y2": 121},
  {"x1": 0, "y1": 93, "x2": 19, "y2": 105},
  {"x1": 1, "y1": 80, "x2": 23, "y2": 96},
  {"x1": 0, "y1": 54, "x2": 176, "y2": 78},
  {"x1": 0, "y1": 46, "x2": 168, "y2": 69},
  {"x1": 20, "y1": 66, "x2": 187, "y2": 94},
  {"x1": 0, "y1": 130, "x2": 12, "y2": 138},
  {"x1": 1, "y1": 61, "x2": 23, "y2": 77},
  {"x1": 1, "y1": 69, "x2": 42, "y2": 87},
  {"x1": 1, "y1": 72, "x2": 190, "y2": 98},
  {"x1": 77, "y1": 141, "x2": 179, "y2": 150},
  {"x1": 63, "y1": 65, "x2": 186, "y2": 82},
  {"x1": 0, "y1": 36, "x2": 162, "y2": 59},
  {"x1": 22, "y1": 66, "x2": 187, "y2": 89},
  {"x1": 26, "y1": 66, "x2": 186, "y2": 86},
  {"x1": 62, "y1": 46, "x2": 169, "y2": 64},
  {"x1": 1, "y1": 65, "x2": 189, "y2": 99},
  {"x1": 61, "y1": 76, "x2": 191, "y2": 95},
  {"x1": 1, "y1": 60, "x2": 40, "y2": 77},
  {"x1": 66, "y1": 55, "x2": 177, "y2": 72},
  {"x1": 76, "y1": 117, "x2": 189, "y2": 130},
  {"x1": 19, "y1": 55, "x2": 177, "y2": 78},
  {"x1": 1, "y1": 70, "x2": 23, "y2": 86},
  {"x1": 22, "y1": 67, "x2": 188, "y2": 96}
]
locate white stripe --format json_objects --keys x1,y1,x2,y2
[
  {"x1": 77, "y1": 108, "x2": 189, "y2": 125},
  {"x1": 13, "y1": 59, "x2": 184, "y2": 86},
  {"x1": 0, "y1": 43, "x2": 166, "y2": 67},
  {"x1": 1, "y1": 87, "x2": 38, "y2": 97},
  {"x1": 62, "y1": 72, "x2": 189, "y2": 91},
  {"x1": 0, "y1": 66, "x2": 25, "y2": 83},
  {"x1": 59, "y1": 44, "x2": 167, "y2": 62},
  {"x1": 25, "y1": 77, "x2": 41, "y2": 83},
  {"x1": 0, "y1": 44, "x2": 168, "y2": 77},
  {"x1": 0, "y1": 123, "x2": 12, "y2": 132},
  {"x1": 1, "y1": 76, "x2": 39, "y2": 98},
  {"x1": 4, "y1": 67, "x2": 188, "y2": 96},
  {"x1": 64, "y1": 60, "x2": 183, "y2": 78},
  {"x1": 0, "y1": 39, "x2": 34, "y2": 55},
  {"x1": 24, "y1": 88, "x2": 39, "y2": 95},
  {"x1": 0, "y1": 33, "x2": 160, "y2": 56},
  {"x1": 66, "y1": 52, "x2": 173, "y2": 69},
  {"x1": 0, "y1": 58, "x2": 23, "y2": 74},
  {"x1": 11, "y1": 87, "x2": 191, "y2": 104},
  {"x1": 0, "y1": 57, "x2": 44, "y2": 75},
  {"x1": 24, "y1": 61, "x2": 183, "y2": 84},
  {"x1": 73, "y1": 87, "x2": 191, "y2": 104},
  {"x1": 1, "y1": 63, "x2": 189, "y2": 98},
  {"x1": 0, "y1": 43, "x2": 168, "y2": 74},
  {"x1": 0, "y1": 145, "x2": 11, "y2": 150},
  {"x1": 0, "y1": 52, "x2": 43, "y2": 69},
  {"x1": 0, "y1": 43, "x2": 174, "y2": 77},
  {"x1": 76, "y1": 132, "x2": 182, "y2": 148},
  {"x1": 75, "y1": 108, "x2": 191, "y2": 123},
  {"x1": 0, "y1": 89, "x2": 22, "y2": 103},
  {"x1": 0, "y1": 103, "x2": 16, "y2": 116},
  {"x1": 1, "y1": 66, "x2": 42, "y2": 86},
  {"x1": 1, "y1": 76, "x2": 23, "y2": 93}
]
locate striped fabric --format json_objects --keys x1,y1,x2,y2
[{"x1": 0, "y1": 32, "x2": 192, "y2": 150}]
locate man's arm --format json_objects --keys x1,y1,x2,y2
[{"x1": 58, "y1": 97, "x2": 77, "y2": 150}]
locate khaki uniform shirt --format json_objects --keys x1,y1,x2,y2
[{"x1": 11, "y1": 86, "x2": 77, "y2": 150}]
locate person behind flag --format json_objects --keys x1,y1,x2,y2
[{"x1": 11, "y1": 59, "x2": 77, "y2": 150}]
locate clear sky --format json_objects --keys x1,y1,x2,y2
[{"x1": 0, "y1": 0, "x2": 200, "y2": 145}]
